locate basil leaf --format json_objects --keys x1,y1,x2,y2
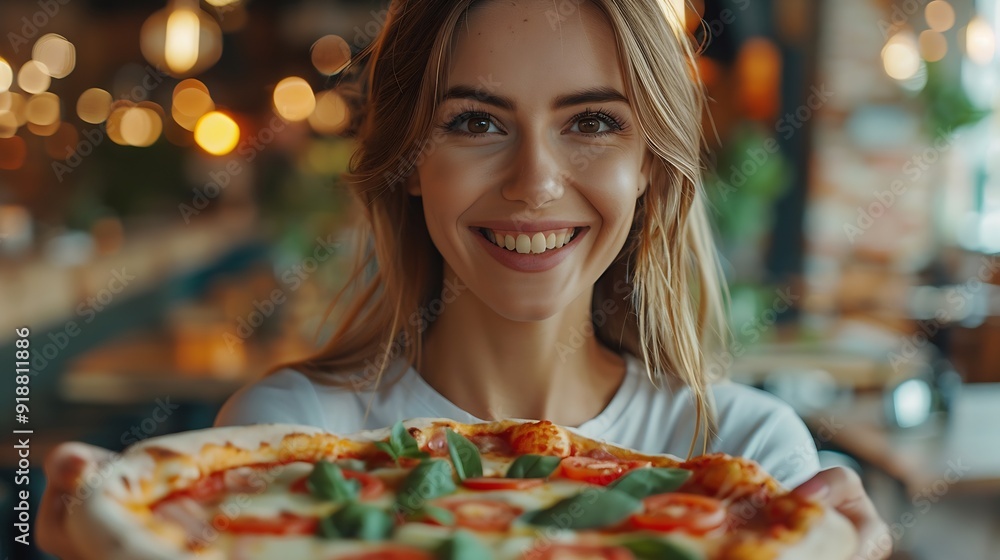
[
  {"x1": 621, "y1": 537, "x2": 701, "y2": 560},
  {"x1": 505, "y1": 455, "x2": 561, "y2": 479},
  {"x1": 434, "y1": 529, "x2": 494, "y2": 560},
  {"x1": 307, "y1": 460, "x2": 360, "y2": 503},
  {"x1": 396, "y1": 459, "x2": 457, "y2": 515},
  {"x1": 608, "y1": 468, "x2": 692, "y2": 500},
  {"x1": 418, "y1": 504, "x2": 456, "y2": 526},
  {"x1": 391, "y1": 420, "x2": 422, "y2": 457},
  {"x1": 374, "y1": 441, "x2": 398, "y2": 462},
  {"x1": 320, "y1": 502, "x2": 394, "y2": 541},
  {"x1": 446, "y1": 429, "x2": 483, "y2": 481},
  {"x1": 521, "y1": 488, "x2": 642, "y2": 530}
]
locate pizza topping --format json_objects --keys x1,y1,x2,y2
[
  {"x1": 376, "y1": 421, "x2": 431, "y2": 465},
  {"x1": 336, "y1": 545, "x2": 436, "y2": 560},
  {"x1": 434, "y1": 529, "x2": 494, "y2": 559},
  {"x1": 291, "y1": 468, "x2": 385, "y2": 501},
  {"x1": 520, "y1": 543, "x2": 637, "y2": 560},
  {"x1": 558, "y1": 456, "x2": 652, "y2": 486},
  {"x1": 469, "y1": 433, "x2": 513, "y2": 455},
  {"x1": 445, "y1": 428, "x2": 484, "y2": 481},
  {"x1": 431, "y1": 498, "x2": 524, "y2": 532},
  {"x1": 217, "y1": 511, "x2": 319, "y2": 535},
  {"x1": 629, "y1": 493, "x2": 726, "y2": 535},
  {"x1": 619, "y1": 537, "x2": 702, "y2": 560},
  {"x1": 520, "y1": 488, "x2": 643, "y2": 530},
  {"x1": 607, "y1": 468, "x2": 692, "y2": 500},
  {"x1": 505, "y1": 454, "x2": 562, "y2": 479},
  {"x1": 461, "y1": 477, "x2": 545, "y2": 491},
  {"x1": 306, "y1": 460, "x2": 363, "y2": 503},
  {"x1": 318, "y1": 501, "x2": 395, "y2": 541},
  {"x1": 396, "y1": 459, "x2": 457, "y2": 515}
]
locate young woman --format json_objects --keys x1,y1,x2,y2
[{"x1": 40, "y1": 1, "x2": 889, "y2": 558}]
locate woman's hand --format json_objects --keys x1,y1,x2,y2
[
  {"x1": 38, "y1": 442, "x2": 116, "y2": 560},
  {"x1": 791, "y1": 466, "x2": 891, "y2": 560}
]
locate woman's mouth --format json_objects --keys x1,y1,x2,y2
[{"x1": 475, "y1": 227, "x2": 584, "y2": 255}]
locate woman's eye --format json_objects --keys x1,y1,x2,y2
[
  {"x1": 572, "y1": 116, "x2": 612, "y2": 134},
  {"x1": 455, "y1": 115, "x2": 501, "y2": 134}
]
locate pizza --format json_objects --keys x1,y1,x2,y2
[{"x1": 65, "y1": 418, "x2": 857, "y2": 560}]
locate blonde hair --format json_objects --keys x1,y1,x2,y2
[{"x1": 276, "y1": 0, "x2": 729, "y2": 458}]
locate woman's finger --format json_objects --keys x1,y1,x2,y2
[{"x1": 792, "y1": 467, "x2": 892, "y2": 560}]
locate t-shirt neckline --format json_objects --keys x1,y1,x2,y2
[{"x1": 398, "y1": 351, "x2": 643, "y2": 435}]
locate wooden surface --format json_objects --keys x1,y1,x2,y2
[{"x1": 804, "y1": 384, "x2": 1000, "y2": 497}]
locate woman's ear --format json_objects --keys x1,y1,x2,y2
[{"x1": 638, "y1": 149, "x2": 654, "y2": 196}]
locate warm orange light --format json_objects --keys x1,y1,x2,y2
[
  {"x1": 77, "y1": 88, "x2": 113, "y2": 124},
  {"x1": 33, "y1": 34, "x2": 76, "y2": 79},
  {"x1": 121, "y1": 106, "x2": 162, "y2": 147},
  {"x1": 311, "y1": 35, "x2": 352, "y2": 75},
  {"x1": 27, "y1": 120, "x2": 61, "y2": 137},
  {"x1": 18, "y1": 61, "x2": 50, "y2": 94},
  {"x1": 0, "y1": 92, "x2": 27, "y2": 127},
  {"x1": 736, "y1": 37, "x2": 782, "y2": 120},
  {"x1": 273, "y1": 77, "x2": 315, "y2": 122},
  {"x1": 0, "y1": 111, "x2": 18, "y2": 139},
  {"x1": 0, "y1": 138, "x2": 27, "y2": 170},
  {"x1": 172, "y1": 86, "x2": 214, "y2": 130},
  {"x1": 106, "y1": 102, "x2": 134, "y2": 146},
  {"x1": 194, "y1": 111, "x2": 239, "y2": 155},
  {"x1": 925, "y1": 1, "x2": 955, "y2": 33},
  {"x1": 0, "y1": 58, "x2": 12, "y2": 93},
  {"x1": 883, "y1": 31, "x2": 921, "y2": 80},
  {"x1": 919, "y1": 30, "x2": 948, "y2": 62},
  {"x1": 309, "y1": 90, "x2": 350, "y2": 135},
  {"x1": 141, "y1": 4, "x2": 223, "y2": 77},
  {"x1": 26, "y1": 92, "x2": 60, "y2": 126}
]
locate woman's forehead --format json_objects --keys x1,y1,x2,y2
[{"x1": 447, "y1": 0, "x2": 625, "y2": 104}]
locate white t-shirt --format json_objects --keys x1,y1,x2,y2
[{"x1": 215, "y1": 351, "x2": 821, "y2": 489}]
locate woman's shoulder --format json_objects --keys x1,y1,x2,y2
[{"x1": 213, "y1": 367, "x2": 362, "y2": 430}]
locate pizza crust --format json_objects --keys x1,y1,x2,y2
[
  {"x1": 65, "y1": 420, "x2": 857, "y2": 560},
  {"x1": 777, "y1": 508, "x2": 858, "y2": 560}
]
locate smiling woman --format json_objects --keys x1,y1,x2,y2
[{"x1": 39, "y1": 1, "x2": 890, "y2": 559}]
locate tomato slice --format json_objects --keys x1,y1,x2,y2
[
  {"x1": 630, "y1": 492, "x2": 726, "y2": 535},
  {"x1": 216, "y1": 512, "x2": 318, "y2": 535},
  {"x1": 558, "y1": 456, "x2": 652, "y2": 485},
  {"x1": 290, "y1": 470, "x2": 385, "y2": 501},
  {"x1": 434, "y1": 498, "x2": 523, "y2": 532},
  {"x1": 520, "y1": 543, "x2": 636, "y2": 560},
  {"x1": 461, "y1": 477, "x2": 544, "y2": 491},
  {"x1": 337, "y1": 545, "x2": 435, "y2": 560}
]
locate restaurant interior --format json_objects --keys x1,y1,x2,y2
[{"x1": 0, "y1": 0, "x2": 998, "y2": 558}]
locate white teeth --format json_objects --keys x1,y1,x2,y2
[{"x1": 484, "y1": 228, "x2": 578, "y2": 254}]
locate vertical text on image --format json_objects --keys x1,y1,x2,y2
[{"x1": 13, "y1": 326, "x2": 34, "y2": 547}]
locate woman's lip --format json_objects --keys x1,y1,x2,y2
[{"x1": 471, "y1": 226, "x2": 589, "y2": 273}]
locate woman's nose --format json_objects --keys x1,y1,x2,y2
[{"x1": 501, "y1": 131, "x2": 567, "y2": 209}]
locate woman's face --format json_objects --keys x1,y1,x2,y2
[{"x1": 409, "y1": 0, "x2": 651, "y2": 321}]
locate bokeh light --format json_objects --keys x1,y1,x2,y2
[
  {"x1": 141, "y1": 5, "x2": 223, "y2": 77},
  {"x1": 919, "y1": 30, "x2": 948, "y2": 62},
  {"x1": 27, "y1": 120, "x2": 61, "y2": 137},
  {"x1": 77, "y1": 88, "x2": 113, "y2": 124},
  {"x1": 173, "y1": 80, "x2": 215, "y2": 130},
  {"x1": 925, "y1": 1, "x2": 955, "y2": 33},
  {"x1": 106, "y1": 101, "x2": 134, "y2": 146},
  {"x1": 308, "y1": 90, "x2": 350, "y2": 135},
  {"x1": 0, "y1": 58, "x2": 12, "y2": 93},
  {"x1": 311, "y1": 35, "x2": 352, "y2": 75},
  {"x1": 966, "y1": 16, "x2": 996, "y2": 65},
  {"x1": 194, "y1": 111, "x2": 240, "y2": 155},
  {"x1": 882, "y1": 31, "x2": 921, "y2": 80},
  {"x1": 273, "y1": 77, "x2": 315, "y2": 122},
  {"x1": 26, "y1": 93, "x2": 60, "y2": 126},
  {"x1": 0, "y1": 137, "x2": 27, "y2": 170},
  {"x1": 0, "y1": 111, "x2": 18, "y2": 139},
  {"x1": 18, "y1": 61, "x2": 51, "y2": 94},
  {"x1": 121, "y1": 106, "x2": 163, "y2": 147},
  {"x1": 0, "y1": 92, "x2": 27, "y2": 127},
  {"x1": 32, "y1": 34, "x2": 76, "y2": 79}
]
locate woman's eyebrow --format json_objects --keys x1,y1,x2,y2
[{"x1": 441, "y1": 85, "x2": 628, "y2": 111}]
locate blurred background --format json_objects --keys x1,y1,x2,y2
[{"x1": 0, "y1": 0, "x2": 998, "y2": 558}]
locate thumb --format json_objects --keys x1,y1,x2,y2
[
  {"x1": 44, "y1": 442, "x2": 116, "y2": 493},
  {"x1": 792, "y1": 467, "x2": 891, "y2": 560}
]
